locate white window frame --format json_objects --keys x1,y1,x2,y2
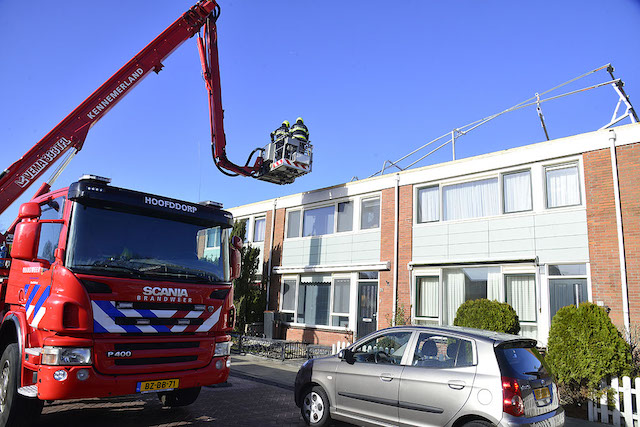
[
  {"x1": 416, "y1": 185, "x2": 440, "y2": 224},
  {"x1": 280, "y1": 276, "x2": 298, "y2": 317},
  {"x1": 360, "y1": 195, "x2": 381, "y2": 230},
  {"x1": 502, "y1": 169, "x2": 533, "y2": 214},
  {"x1": 330, "y1": 274, "x2": 351, "y2": 328},
  {"x1": 253, "y1": 216, "x2": 266, "y2": 242},
  {"x1": 544, "y1": 162, "x2": 582, "y2": 209},
  {"x1": 285, "y1": 209, "x2": 302, "y2": 239},
  {"x1": 285, "y1": 197, "x2": 361, "y2": 240}
]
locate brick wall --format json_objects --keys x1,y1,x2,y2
[
  {"x1": 617, "y1": 144, "x2": 640, "y2": 325},
  {"x1": 584, "y1": 142, "x2": 640, "y2": 327},
  {"x1": 284, "y1": 326, "x2": 353, "y2": 346},
  {"x1": 266, "y1": 207, "x2": 286, "y2": 310},
  {"x1": 398, "y1": 185, "x2": 414, "y2": 318},
  {"x1": 379, "y1": 188, "x2": 395, "y2": 328}
]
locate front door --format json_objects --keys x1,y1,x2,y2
[{"x1": 357, "y1": 282, "x2": 378, "y2": 339}]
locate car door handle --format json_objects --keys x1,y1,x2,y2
[
  {"x1": 448, "y1": 380, "x2": 466, "y2": 390},
  {"x1": 380, "y1": 374, "x2": 394, "y2": 382}
]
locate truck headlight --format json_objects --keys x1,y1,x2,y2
[
  {"x1": 214, "y1": 341, "x2": 231, "y2": 357},
  {"x1": 42, "y1": 347, "x2": 92, "y2": 366}
]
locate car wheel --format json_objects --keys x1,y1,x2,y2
[
  {"x1": 158, "y1": 386, "x2": 201, "y2": 407},
  {"x1": 462, "y1": 420, "x2": 493, "y2": 426},
  {"x1": 301, "y1": 385, "x2": 331, "y2": 426},
  {"x1": 0, "y1": 343, "x2": 43, "y2": 426}
]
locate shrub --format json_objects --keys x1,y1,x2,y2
[
  {"x1": 547, "y1": 303, "x2": 632, "y2": 402},
  {"x1": 453, "y1": 299, "x2": 520, "y2": 335}
]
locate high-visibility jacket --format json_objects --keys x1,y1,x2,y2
[
  {"x1": 273, "y1": 124, "x2": 289, "y2": 141},
  {"x1": 291, "y1": 121, "x2": 309, "y2": 142}
]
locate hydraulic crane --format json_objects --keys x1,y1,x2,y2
[{"x1": 0, "y1": 0, "x2": 313, "y2": 217}]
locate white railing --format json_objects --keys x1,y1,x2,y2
[
  {"x1": 589, "y1": 376, "x2": 640, "y2": 425},
  {"x1": 331, "y1": 341, "x2": 350, "y2": 354}
]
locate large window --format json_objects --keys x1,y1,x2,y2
[
  {"x1": 505, "y1": 274, "x2": 536, "y2": 322},
  {"x1": 546, "y1": 163, "x2": 580, "y2": 208},
  {"x1": 303, "y1": 206, "x2": 335, "y2": 237},
  {"x1": 443, "y1": 178, "x2": 499, "y2": 221},
  {"x1": 503, "y1": 170, "x2": 532, "y2": 213},
  {"x1": 337, "y1": 201, "x2": 353, "y2": 232},
  {"x1": 281, "y1": 274, "x2": 355, "y2": 328},
  {"x1": 442, "y1": 267, "x2": 501, "y2": 325},
  {"x1": 548, "y1": 263, "x2": 587, "y2": 319}
]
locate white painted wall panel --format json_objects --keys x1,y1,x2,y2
[{"x1": 280, "y1": 230, "x2": 381, "y2": 267}]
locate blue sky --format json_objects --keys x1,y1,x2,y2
[{"x1": 1, "y1": 0, "x2": 639, "y2": 231}]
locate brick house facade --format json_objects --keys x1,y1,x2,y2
[{"x1": 230, "y1": 123, "x2": 640, "y2": 347}]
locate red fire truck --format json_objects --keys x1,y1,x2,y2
[
  {"x1": 0, "y1": 0, "x2": 312, "y2": 424},
  {"x1": 0, "y1": 174, "x2": 241, "y2": 424}
]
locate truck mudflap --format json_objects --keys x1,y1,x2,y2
[{"x1": 35, "y1": 355, "x2": 230, "y2": 401}]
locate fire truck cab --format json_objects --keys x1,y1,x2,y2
[{"x1": 0, "y1": 175, "x2": 240, "y2": 423}]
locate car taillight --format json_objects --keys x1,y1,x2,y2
[{"x1": 502, "y1": 376, "x2": 524, "y2": 417}]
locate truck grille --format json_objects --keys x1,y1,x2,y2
[
  {"x1": 91, "y1": 300, "x2": 221, "y2": 334},
  {"x1": 94, "y1": 337, "x2": 214, "y2": 375}
]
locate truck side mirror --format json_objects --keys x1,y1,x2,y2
[
  {"x1": 229, "y1": 236, "x2": 243, "y2": 280},
  {"x1": 18, "y1": 202, "x2": 40, "y2": 220},
  {"x1": 11, "y1": 221, "x2": 39, "y2": 261}
]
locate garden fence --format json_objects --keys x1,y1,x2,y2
[{"x1": 589, "y1": 376, "x2": 640, "y2": 425}]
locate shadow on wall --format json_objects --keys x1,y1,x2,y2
[{"x1": 267, "y1": 244, "x2": 282, "y2": 310}]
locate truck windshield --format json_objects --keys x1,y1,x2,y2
[{"x1": 66, "y1": 204, "x2": 230, "y2": 283}]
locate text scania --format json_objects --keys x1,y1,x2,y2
[
  {"x1": 15, "y1": 137, "x2": 72, "y2": 188},
  {"x1": 86, "y1": 68, "x2": 144, "y2": 120},
  {"x1": 145, "y1": 196, "x2": 197, "y2": 213},
  {"x1": 139, "y1": 286, "x2": 192, "y2": 303}
]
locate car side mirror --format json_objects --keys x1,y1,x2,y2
[{"x1": 341, "y1": 348, "x2": 355, "y2": 365}]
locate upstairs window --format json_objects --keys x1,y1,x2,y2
[
  {"x1": 361, "y1": 197, "x2": 380, "y2": 230},
  {"x1": 546, "y1": 164, "x2": 580, "y2": 208},
  {"x1": 286, "y1": 210, "x2": 301, "y2": 238},
  {"x1": 337, "y1": 201, "x2": 353, "y2": 232},
  {"x1": 303, "y1": 206, "x2": 335, "y2": 237},
  {"x1": 417, "y1": 186, "x2": 439, "y2": 223},
  {"x1": 503, "y1": 170, "x2": 532, "y2": 213},
  {"x1": 253, "y1": 217, "x2": 266, "y2": 242},
  {"x1": 443, "y1": 178, "x2": 499, "y2": 221}
]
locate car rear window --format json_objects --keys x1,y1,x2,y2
[{"x1": 495, "y1": 344, "x2": 550, "y2": 380}]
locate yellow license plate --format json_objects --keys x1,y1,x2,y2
[
  {"x1": 534, "y1": 386, "x2": 550, "y2": 400},
  {"x1": 136, "y1": 378, "x2": 179, "y2": 393}
]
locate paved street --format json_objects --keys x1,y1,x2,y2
[{"x1": 37, "y1": 375, "x2": 309, "y2": 427}]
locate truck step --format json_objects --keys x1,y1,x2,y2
[{"x1": 18, "y1": 385, "x2": 38, "y2": 397}]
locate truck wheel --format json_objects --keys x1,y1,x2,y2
[
  {"x1": 0, "y1": 343, "x2": 43, "y2": 426},
  {"x1": 158, "y1": 387, "x2": 201, "y2": 407}
]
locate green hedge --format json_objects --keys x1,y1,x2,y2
[
  {"x1": 453, "y1": 299, "x2": 520, "y2": 335},
  {"x1": 546, "y1": 302, "x2": 632, "y2": 400}
]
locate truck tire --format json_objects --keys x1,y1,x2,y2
[
  {"x1": 158, "y1": 386, "x2": 201, "y2": 407},
  {"x1": 0, "y1": 343, "x2": 43, "y2": 426}
]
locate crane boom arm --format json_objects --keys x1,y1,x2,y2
[{"x1": 0, "y1": 1, "x2": 218, "y2": 215}]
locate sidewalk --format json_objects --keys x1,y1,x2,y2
[{"x1": 229, "y1": 353, "x2": 599, "y2": 426}]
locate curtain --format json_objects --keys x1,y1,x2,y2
[
  {"x1": 333, "y1": 278, "x2": 350, "y2": 313},
  {"x1": 286, "y1": 210, "x2": 301, "y2": 238},
  {"x1": 443, "y1": 178, "x2": 499, "y2": 221},
  {"x1": 416, "y1": 277, "x2": 439, "y2": 318},
  {"x1": 486, "y1": 268, "x2": 502, "y2": 301},
  {"x1": 506, "y1": 275, "x2": 536, "y2": 322},
  {"x1": 253, "y1": 217, "x2": 266, "y2": 242},
  {"x1": 444, "y1": 270, "x2": 465, "y2": 325},
  {"x1": 546, "y1": 165, "x2": 580, "y2": 208},
  {"x1": 297, "y1": 280, "x2": 331, "y2": 326},
  {"x1": 503, "y1": 171, "x2": 532, "y2": 213},
  {"x1": 417, "y1": 187, "x2": 439, "y2": 223},
  {"x1": 337, "y1": 202, "x2": 353, "y2": 232}
]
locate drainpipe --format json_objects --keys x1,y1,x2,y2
[
  {"x1": 392, "y1": 174, "x2": 400, "y2": 326},
  {"x1": 608, "y1": 129, "x2": 631, "y2": 338},
  {"x1": 266, "y1": 198, "x2": 277, "y2": 311}
]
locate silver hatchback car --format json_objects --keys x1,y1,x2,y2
[{"x1": 294, "y1": 326, "x2": 565, "y2": 427}]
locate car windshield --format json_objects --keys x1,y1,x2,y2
[
  {"x1": 495, "y1": 344, "x2": 550, "y2": 380},
  {"x1": 66, "y1": 204, "x2": 230, "y2": 283}
]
